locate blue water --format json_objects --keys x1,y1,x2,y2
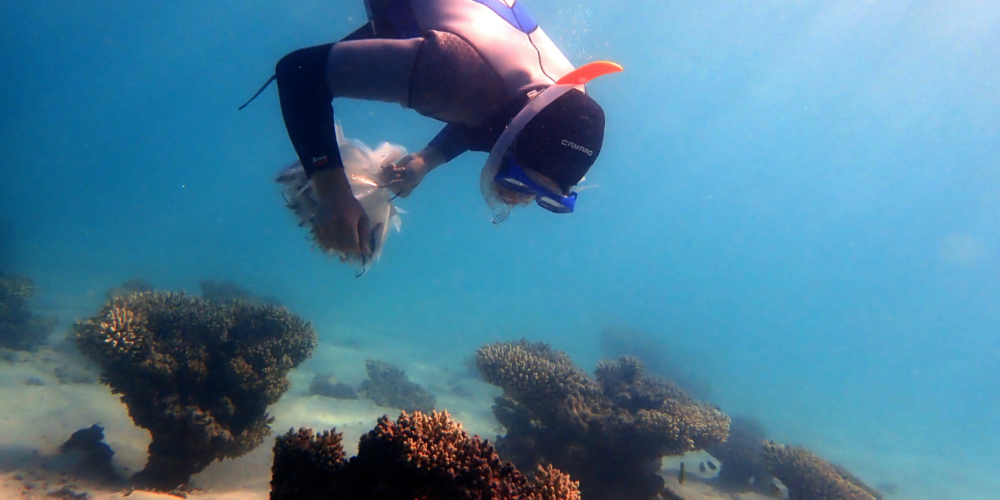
[{"x1": 2, "y1": 1, "x2": 998, "y2": 498}]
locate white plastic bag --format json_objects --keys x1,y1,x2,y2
[{"x1": 277, "y1": 124, "x2": 406, "y2": 274}]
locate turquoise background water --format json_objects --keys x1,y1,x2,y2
[{"x1": 2, "y1": 1, "x2": 998, "y2": 498}]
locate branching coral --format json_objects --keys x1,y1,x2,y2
[
  {"x1": 476, "y1": 341, "x2": 730, "y2": 500},
  {"x1": 0, "y1": 272, "x2": 55, "y2": 350},
  {"x1": 358, "y1": 359, "x2": 436, "y2": 412},
  {"x1": 74, "y1": 292, "x2": 316, "y2": 491},
  {"x1": 762, "y1": 441, "x2": 882, "y2": 500},
  {"x1": 270, "y1": 410, "x2": 580, "y2": 500},
  {"x1": 705, "y1": 415, "x2": 772, "y2": 492}
]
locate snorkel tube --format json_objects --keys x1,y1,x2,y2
[{"x1": 480, "y1": 60, "x2": 623, "y2": 223}]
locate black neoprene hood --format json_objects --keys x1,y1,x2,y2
[{"x1": 514, "y1": 89, "x2": 606, "y2": 192}]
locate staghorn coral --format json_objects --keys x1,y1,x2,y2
[
  {"x1": 762, "y1": 441, "x2": 882, "y2": 500},
  {"x1": 0, "y1": 272, "x2": 56, "y2": 350},
  {"x1": 270, "y1": 410, "x2": 579, "y2": 500},
  {"x1": 74, "y1": 292, "x2": 316, "y2": 491},
  {"x1": 705, "y1": 415, "x2": 772, "y2": 492},
  {"x1": 476, "y1": 342, "x2": 730, "y2": 500},
  {"x1": 358, "y1": 359, "x2": 436, "y2": 412}
]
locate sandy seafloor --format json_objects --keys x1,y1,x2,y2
[{"x1": 0, "y1": 305, "x2": 995, "y2": 500}]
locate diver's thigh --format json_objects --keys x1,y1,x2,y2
[{"x1": 326, "y1": 38, "x2": 422, "y2": 106}]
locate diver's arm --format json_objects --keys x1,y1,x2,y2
[
  {"x1": 428, "y1": 123, "x2": 473, "y2": 161},
  {"x1": 275, "y1": 44, "x2": 374, "y2": 257}
]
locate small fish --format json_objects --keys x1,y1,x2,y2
[
  {"x1": 678, "y1": 462, "x2": 686, "y2": 485},
  {"x1": 706, "y1": 460, "x2": 717, "y2": 471},
  {"x1": 699, "y1": 462, "x2": 706, "y2": 473},
  {"x1": 768, "y1": 483, "x2": 782, "y2": 498}
]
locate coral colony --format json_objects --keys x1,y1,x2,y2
[
  {"x1": 358, "y1": 359, "x2": 437, "y2": 412},
  {"x1": 74, "y1": 291, "x2": 316, "y2": 491},
  {"x1": 0, "y1": 272, "x2": 55, "y2": 350},
  {"x1": 763, "y1": 441, "x2": 884, "y2": 500},
  {"x1": 63, "y1": 284, "x2": 883, "y2": 499},
  {"x1": 270, "y1": 410, "x2": 580, "y2": 500},
  {"x1": 476, "y1": 340, "x2": 730, "y2": 500}
]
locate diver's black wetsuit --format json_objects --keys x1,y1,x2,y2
[{"x1": 275, "y1": 0, "x2": 595, "y2": 188}]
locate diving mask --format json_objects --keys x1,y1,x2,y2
[{"x1": 494, "y1": 156, "x2": 577, "y2": 214}]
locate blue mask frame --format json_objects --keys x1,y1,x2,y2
[{"x1": 494, "y1": 156, "x2": 578, "y2": 214}]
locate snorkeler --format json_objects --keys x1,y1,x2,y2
[{"x1": 271, "y1": 0, "x2": 616, "y2": 258}]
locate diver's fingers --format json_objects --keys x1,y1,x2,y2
[
  {"x1": 382, "y1": 163, "x2": 406, "y2": 182},
  {"x1": 396, "y1": 154, "x2": 417, "y2": 168},
  {"x1": 385, "y1": 177, "x2": 404, "y2": 194},
  {"x1": 321, "y1": 216, "x2": 359, "y2": 255},
  {"x1": 318, "y1": 232, "x2": 340, "y2": 254},
  {"x1": 357, "y1": 213, "x2": 373, "y2": 257}
]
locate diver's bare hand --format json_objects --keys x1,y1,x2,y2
[
  {"x1": 385, "y1": 146, "x2": 445, "y2": 198},
  {"x1": 311, "y1": 169, "x2": 372, "y2": 257}
]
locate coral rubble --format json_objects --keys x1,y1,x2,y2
[
  {"x1": 762, "y1": 441, "x2": 882, "y2": 500},
  {"x1": 73, "y1": 292, "x2": 316, "y2": 491},
  {"x1": 358, "y1": 359, "x2": 436, "y2": 412},
  {"x1": 0, "y1": 272, "x2": 55, "y2": 350},
  {"x1": 476, "y1": 340, "x2": 730, "y2": 500},
  {"x1": 270, "y1": 410, "x2": 580, "y2": 500},
  {"x1": 706, "y1": 415, "x2": 772, "y2": 492}
]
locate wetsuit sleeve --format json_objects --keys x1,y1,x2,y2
[
  {"x1": 428, "y1": 124, "x2": 472, "y2": 161},
  {"x1": 276, "y1": 44, "x2": 342, "y2": 176},
  {"x1": 428, "y1": 118, "x2": 509, "y2": 162}
]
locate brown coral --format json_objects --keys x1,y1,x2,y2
[
  {"x1": 271, "y1": 428, "x2": 347, "y2": 500},
  {"x1": 358, "y1": 359, "x2": 436, "y2": 412},
  {"x1": 532, "y1": 465, "x2": 581, "y2": 500},
  {"x1": 762, "y1": 441, "x2": 882, "y2": 500},
  {"x1": 476, "y1": 340, "x2": 601, "y2": 418},
  {"x1": 476, "y1": 343, "x2": 730, "y2": 500},
  {"x1": 270, "y1": 411, "x2": 580, "y2": 500},
  {"x1": 74, "y1": 292, "x2": 316, "y2": 491}
]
